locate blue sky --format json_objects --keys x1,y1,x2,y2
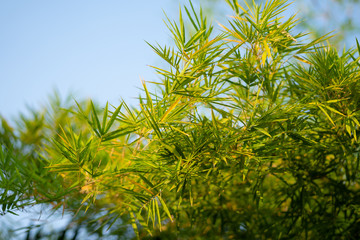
[{"x1": 0, "y1": 1, "x2": 182, "y2": 119}]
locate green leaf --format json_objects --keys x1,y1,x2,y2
[
  {"x1": 254, "y1": 127, "x2": 272, "y2": 138},
  {"x1": 158, "y1": 195, "x2": 173, "y2": 222},
  {"x1": 48, "y1": 163, "x2": 79, "y2": 172},
  {"x1": 130, "y1": 212, "x2": 140, "y2": 240},
  {"x1": 90, "y1": 100, "x2": 102, "y2": 136},
  {"x1": 161, "y1": 142, "x2": 182, "y2": 159},
  {"x1": 104, "y1": 102, "x2": 123, "y2": 134},
  {"x1": 139, "y1": 174, "x2": 156, "y2": 190},
  {"x1": 101, "y1": 102, "x2": 109, "y2": 134},
  {"x1": 185, "y1": 29, "x2": 205, "y2": 50},
  {"x1": 321, "y1": 104, "x2": 345, "y2": 117},
  {"x1": 102, "y1": 127, "x2": 137, "y2": 142},
  {"x1": 318, "y1": 104, "x2": 335, "y2": 126},
  {"x1": 155, "y1": 198, "x2": 161, "y2": 228}
]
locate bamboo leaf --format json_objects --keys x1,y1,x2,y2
[
  {"x1": 81, "y1": 192, "x2": 93, "y2": 205},
  {"x1": 262, "y1": 52, "x2": 267, "y2": 65},
  {"x1": 161, "y1": 142, "x2": 182, "y2": 159},
  {"x1": 101, "y1": 102, "x2": 109, "y2": 134},
  {"x1": 185, "y1": 29, "x2": 206, "y2": 50},
  {"x1": 263, "y1": 40, "x2": 271, "y2": 59},
  {"x1": 160, "y1": 97, "x2": 182, "y2": 122},
  {"x1": 294, "y1": 55, "x2": 312, "y2": 64},
  {"x1": 321, "y1": 104, "x2": 345, "y2": 117},
  {"x1": 90, "y1": 100, "x2": 102, "y2": 137},
  {"x1": 254, "y1": 127, "x2": 272, "y2": 138},
  {"x1": 139, "y1": 174, "x2": 156, "y2": 190},
  {"x1": 158, "y1": 195, "x2": 173, "y2": 222},
  {"x1": 151, "y1": 198, "x2": 156, "y2": 228},
  {"x1": 104, "y1": 102, "x2": 123, "y2": 134},
  {"x1": 155, "y1": 198, "x2": 161, "y2": 228},
  {"x1": 318, "y1": 104, "x2": 335, "y2": 126},
  {"x1": 102, "y1": 127, "x2": 137, "y2": 142},
  {"x1": 48, "y1": 163, "x2": 79, "y2": 172},
  {"x1": 130, "y1": 212, "x2": 140, "y2": 240}
]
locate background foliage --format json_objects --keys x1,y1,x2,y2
[
  {"x1": 197, "y1": 0, "x2": 360, "y2": 47},
  {"x1": 1, "y1": 0, "x2": 360, "y2": 239}
]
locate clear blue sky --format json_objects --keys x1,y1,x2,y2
[{"x1": 0, "y1": 1, "x2": 183, "y2": 119}]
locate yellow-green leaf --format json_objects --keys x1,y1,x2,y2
[{"x1": 263, "y1": 40, "x2": 271, "y2": 59}]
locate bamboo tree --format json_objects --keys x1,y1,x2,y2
[{"x1": 1, "y1": 0, "x2": 360, "y2": 239}]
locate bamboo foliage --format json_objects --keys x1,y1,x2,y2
[{"x1": 1, "y1": 0, "x2": 360, "y2": 239}]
